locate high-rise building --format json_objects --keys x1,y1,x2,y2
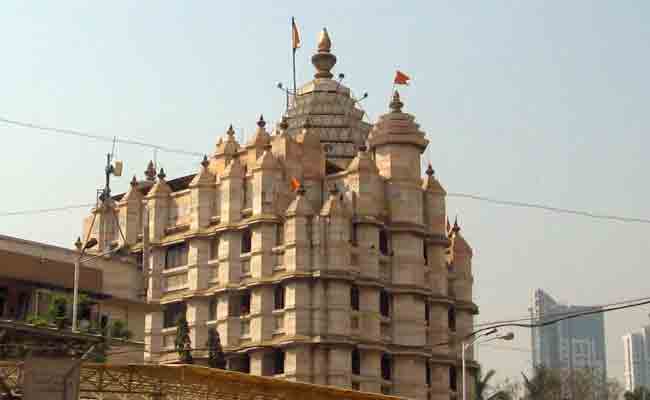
[
  {"x1": 622, "y1": 321, "x2": 650, "y2": 391},
  {"x1": 530, "y1": 289, "x2": 607, "y2": 383},
  {"x1": 79, "y1": 28, "x2": 479, "y2": 400}
]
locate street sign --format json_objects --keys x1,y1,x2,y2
[{"x1": 23, "y1": 357, "x2": 80, "y2": 400}]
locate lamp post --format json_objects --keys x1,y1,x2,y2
[
  {"x1": 72, "y1": 237, "x2": 97, "y2": 332},
  {"x1": 462, "y1": 329, "x2": 514, "y2": 400}
]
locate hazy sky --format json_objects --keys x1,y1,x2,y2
[{"x1": 2, "y1": 1, "x2": 649, "y2": 385}]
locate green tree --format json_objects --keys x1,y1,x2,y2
[
  {"x1": 522, "y1": 366, "x2": 562, "y2": 400},
  {"x1": 206, "y1": 328, "x2": 226, "y2": 369},
  {"x1": 476, "y1": 369, "x2": 512, "y2": 400},
  {"x1": 174, "y1": 316, "x2": 193, "y2": 364},
  {"x1": 624, "y1": 386, "x2": 650, "y2": 400}
]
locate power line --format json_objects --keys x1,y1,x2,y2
[
  {"x1": 433, "y1": 297, "x2": 650, "y2": 348},
  {"x1": 0, "y1": 203, "x2": 95, "y2": 217},
  {"x1": 475, "y1": 295, "x2": 650, "y2": 328},
  {"x1": 0, "y1": 116, "x2": 203, "y2": 157},
  {"x1": 3, "y1": 115, "x2": 650, "y2": 225},
  {"x1": 448, "y1": 192, "x2": 650, "y2": 224}
]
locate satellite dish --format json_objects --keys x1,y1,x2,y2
[{"x1": 113, "y1": 160, "x2": 123, "y2": 177}]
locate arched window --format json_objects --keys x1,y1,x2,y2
[
  {"x1": 273, "y1": 349, "x2": 285, "y2": 375},
  {"x1": 423, "y1": 240, "x2": 428, "y2": 265},
  {"x1": 241, "y1": 228, "x2": 252, "y2": 254},
  {"x1": 350, "y1": 285, "x2": 360, "y2": 311},
  {"x1": 425, "y1": 301, "x2": 430, "y2": 327},
  {"x1": 380, "y1": 290, "x2": 391, "y2": 318},
  {"x1": 448, "y1": 306, "x2": 456, "y2": 332},
  {"x1": 426, "y1": 362, "x2": 431, "y2": 386},
  {"x1": 379, "y1": 229, "x2": 390, "y2": 256},
  {"x1": 381, "y1": 353, "x2": 392, "y2": 381},
  {"x1": 274, "y1": 285, "x2": 285, "y2": 310},
  {"x1": 351, "y1": 348, "x2": 361, "y2": 375}
]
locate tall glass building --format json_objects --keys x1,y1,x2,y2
[{"x1": 530, "y1": 289, "x2": 607, "y2": 383}]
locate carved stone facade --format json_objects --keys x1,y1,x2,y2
[{"x1": 81, "y1": 28, "x2": 479, "y2": 400}]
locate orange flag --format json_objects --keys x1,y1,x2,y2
[
  {"x1": 290, "y1": 177, "x2": 300, "y2": 191},
  {"x1": 394, "y1": 70, "x2": 410, "y2": 85},
  {"x1": 292, "y1": 17, "x2": 301, "y2": 51}
]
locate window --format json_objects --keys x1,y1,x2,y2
[
  {"x1": 425, "y1": 301, "x2": 430, "y2": 327},
  {"x1": 426, "y1": 362, "x2": 431, "y2": 386},
  {"x1": 274, "y1": 285, "x2": 285, "y2": 310},
  {"x1": 379, "y1": 229, "x2": 390, "y2": 255},
  {"x1": 448, "y1": 306, "x2": 456, "y2": 332},
  {"x1": 241, "y1": 228, "x2": 252, "y2": 254},
  {"x1": 423, "y1": 240, "x2": 428, "y2": 265},
  {"x1": 208, "y1": 296, "x2": 218, "y2": 321},
  {"x1": 229, "y1": 291, "x2": 251, "y2": 317},
  {"x1": 231, "y1": 354, "x2": 250, "y2": 374},
  {"x1": 165, "y1": 242, "x2": 188, "y2": 269},
  {"x1": 210, "y1": 236, "x2": 220, "y2": 260},
  {"x1": 381, "y1": 353, "x2": 392, "y2": 381},
  {"x1": 273, "y1": 349, "x2": 285, "y2": 375},
  {"x1": 241, "y1": 291, "x2": 251, "y2": 316},
  {"x1": 276, "y1": 224, "x2": 284, "y2": 246},
  {"x1": 163, "y1": 302, "x2": 186, "y2": 328},
  {"x1": 352, "y1": 348, "x2": 361, "y2": 375},
  {"x1": 380, "y1": 290, "x2": 391, "y2": 318},
  {"x1": 449, "y1": 366, "x2": 457, "y2": 391},
  {"x1": 351, "y1": 285, "x2": 360, "y2": 311},
  {"x1": 352, "y1": 382, "x2": 360, "y2": 391}
]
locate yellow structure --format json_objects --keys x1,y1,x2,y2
[{"x1": 81, "y1": 28, "x2": 479, "y2": 400}]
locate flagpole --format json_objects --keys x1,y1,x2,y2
[{"x1": 292, "y1": 17, "x2": 298, "y2": 106}]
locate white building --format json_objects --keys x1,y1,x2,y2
[{"x1": 623, "y1": 323, "x2": 650, "y2": 391}]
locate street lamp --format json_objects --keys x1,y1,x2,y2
[
  {"x1": 462, "y1": 329, "x2": 514, "y2": 400},
  {"x1": 72, "y1": 237, "x2": 98, "y2": 332}
]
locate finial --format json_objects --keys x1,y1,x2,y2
[
  {"x1": 446, "y1": 217, "x2": 451, "y2": 232},
  {"x1": 390, "y1": 90, "x2": 403, "y2": 113},
  {"x1": 257, "y1": 114, "x2": 266, "y2": 128},
  {"x1": 145, "y1": 160, "x2": 156, "y2": 181},
  {"x1": 201, "y1": 155, "x2": 209, "y2": 168},
  {"x1": 312, "y1": 27, "x2": 337, "y2": 79},
  {"x1": 157, "y1": 168, "x2": 166, "y2": 180},
  {"x1": 426, "y1": 164, "x2": 434, "y2": 177},
  {"x1": 318, "y1": 28, "x2": 332, "y2": 52},
  {"x1": 279, "y1": 116, "x2": 289, "y2": 132},
  {"x1": 74, "y1": 237, "x2": 82, "y2": 251},
  {"x1": 296, "y1": 184, "x2": 306, "y2": 196},
  {"x1": 227, "y1": 124, "x2": 235, "y2": 137},
  {"x1": 452, "y1": 216, "x2": 460, "y2": 232},
  {"x1": 130, "y1": 175, "x2": 138, "y2": 186}
]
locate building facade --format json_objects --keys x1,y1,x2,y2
[
  {"x1": 623, "y1": 321, "x2": 650, "y2": 391},
  {"x1": 0, "y1": 234, "x2": 149, "y2": 341},
  {"x1": 531, "y1": 289, "x2": 607, "y2": 383},
  {"x1": 81, "y1": 29, "x2": 479, "y2": 399}
]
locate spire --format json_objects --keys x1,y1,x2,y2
[
  {"x1": 452, "y1": 216, "x2": 460, "y2": 233},
  {"x1": 390, "y1": 90, "x2": 404, "y2": 113},
  {"x1": 286, "y1": 183, "x2": 314, "y2": 217},
  {"x1": 320, "y1": 183, "x2": 347, "y2": 217},
  {"x1": 312, "y1": 28, "x2": 337, "y2": 79},
  {"x1": 130, "y1": 175, "x2": 138, "y2": 186},
  {"x1": 426, "y1": 164, "x2": 434, "y2": 177},
  {"x1": 422, "y1": 163, "x2": 446, "y2": 194},
  {"x1": 123, "y1": 175, "x2": 144, "y2": 202},
  {"x1": 249, "y1": 114, "x2": 271, "y2": 147},
  {"x1": 145, "y1": 160, "x2": 156, "y2": 181},
  {"x1": 216, "y1": 124, "x2": 241, "y2": 155},
  {"x1": 191, "y1": 155, "x2": 215, "y2": 187},
  {"x1": 147, "y1": 168, "x2": 171, "y2": 197}
]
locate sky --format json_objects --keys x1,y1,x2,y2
[{"x1": 1, "y1": 1, "x2": 649, "y2": 386}]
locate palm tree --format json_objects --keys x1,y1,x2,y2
[
  {"x1": 475, "y1": 369, "x2": 512, "y2": 400},
  {"x1": 624, "y1": 387, "x2": 650, "y2": 400}
]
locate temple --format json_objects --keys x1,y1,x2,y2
[{"x1": 80, "y1": 28, "x2": 479, "y2": 400}]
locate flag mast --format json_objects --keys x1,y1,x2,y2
[{"x1": 291, "y1": 17, "x2": 301, "y2": 105}]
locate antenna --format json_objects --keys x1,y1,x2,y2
[{"x1": 98, "y1": 143, "x2": 124, "y2": 203}]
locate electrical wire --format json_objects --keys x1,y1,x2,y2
[
  {"x1": 447, "y1": 192, "x2": 650, "y2": 224},
  {"x1": 2, "y1": 115, "x2": 650, "y2": 225},
  {"x1": 474, "y1": 295, "x2": 650, "y2": 328},
  {"x1": 0, "y1": 116, "x2": 203, "y2": 157},
  {"x1": 0, "y1": 203, "x2": 95, "y2": 217}
]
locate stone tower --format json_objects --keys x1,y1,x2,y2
[{"x1": 80, "y1": 28, "x2": 479, "y2": 400}]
